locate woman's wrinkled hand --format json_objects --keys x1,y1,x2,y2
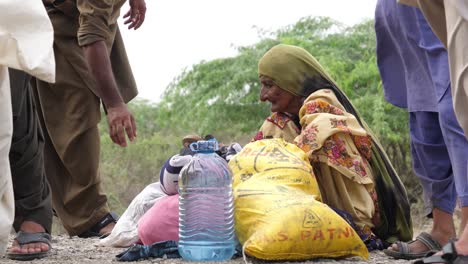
[
  {"x1": 107, "y1": 103, "x2": 137, "y2": 147},
  {"x1": 123, "y1": 0, "x2": 146, "y2": 30}
]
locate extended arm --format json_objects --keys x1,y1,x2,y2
[
  {"x1": 83, "y1": 41, "x2": 136, "y2": 147},
  {"x1": 76, "y1": 0, "x2": 146, "y2": 147}
]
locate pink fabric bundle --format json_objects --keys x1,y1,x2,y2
[{"x1": 137, "y1": 194, "x2": 179, "y2": 245}]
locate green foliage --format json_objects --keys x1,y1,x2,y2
[
  {"x1": 156, "y1": 41, "x2": 276, "y2": 138},
  {"x1": 100, "y1": 130, "x2": 182, "y2": 212},
  {"x1": 100, "y1": 16, "x2": 417, "y2": 213}
]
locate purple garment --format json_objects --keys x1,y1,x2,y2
[
  {"x1": 409, "y1": 111, "x2": 455, "y2": 215},
  {"x1": 375, "y1": 0, "x2": 449, "y2": 112},
  {"x1": 410, "y1": 89, "x2": 468, "y2": 212},
  {"x1": 375, "y1": 0, "x2": 468, "y2": 212}
]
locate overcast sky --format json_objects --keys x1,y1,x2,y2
[{"x1": 118, "y1": 0, "x2": 378, "y2": 102}]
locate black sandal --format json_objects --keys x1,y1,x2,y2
[
  {"x1": 384, "y1": 232, "x2": 441, "y2": 260},
  {"x1": 6, "y1": 231, "x2": 52, "y2": 260},
  {"x1": 78, "y1": 212, "x2": 119, "y2": 238},
  {"x1": 414, "y1": 240, "x2": 468, "y2": 264}
]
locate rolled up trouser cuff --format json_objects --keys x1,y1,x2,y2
[{"x1": 409, "y1": 112, "x2": 457, "y2": 214}]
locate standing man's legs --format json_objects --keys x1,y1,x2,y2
[
  {"x1": 6, "y1": 69, "x2": 52, "y2": 258},
  {"x1": 385, "y1": 111, "x2": 457, "y2": 257},
  {"x1": 410, "y1": 111, "x2": 455, "y2": 245},
  {"x1": 34, "y1": 46, "x2": 115, "y2": 237},
  {"x1": 416, "y1": 0, "x2": 468, "y2": 258},
  {"x1": 437, "y1": 85, "x2": 468, "y2": 232},
  {"x1": 443, "y1": 0, "x2": 468, "y2": 256},
  {"x1": 0, "y1": 67, "x2": 14, "y2": 254}
]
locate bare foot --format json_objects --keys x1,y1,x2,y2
[{"x1": 7, "y1": 221, "x2": 50, "y2": 254}]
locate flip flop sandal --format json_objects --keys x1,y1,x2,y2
[
  {"x1": 383, "y1": 232, "x2": 442, "y2": 260},
  {"x1": 6, "y1": 231, "x2": 52, "y2": 261},
  {"x1": 78, "y1": 212, "x2": 119, "y2": 238},
  {"x1": 414, "y1": 240, "x2": 468, "y2": 264}
]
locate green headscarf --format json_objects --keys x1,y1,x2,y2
[
  {"x1": 258, "y1": 44, "x2": 338, "y2": 97},
  {"x1": 258, "y1": 44, "x2": 413, "y2": 243}
]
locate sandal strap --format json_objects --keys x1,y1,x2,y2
[
  {"x1": 416, "y1": 232, "x2": 442, "y2": 251},
  {"x1": 414, "y1": 254, "x2": 449, "y2": 264},
  {"x1": 396, "y1": 240, "x2": 410, "y2": 254},
  {"x1": 441, "y1": 240, "x2": 458, "y2": 262},
  {"x1": 16, "y1": 231, "x2": 52, "y2": 248},
  {"x1": 414, "y1": 240, "x2": 464, "y2": 264},
  {"x1": 90, "y1": 212, "x2": 119, "y2": 233}
]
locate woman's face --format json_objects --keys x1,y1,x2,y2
[{"x1": 259, "y1": 75, "x2": 302, "y2": 114}]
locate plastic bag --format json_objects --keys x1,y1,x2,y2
[
  {"x1": 229, "y1": 139, "x2": 368, "y2": 260},
  {"x1": 99, "y1": 183, "x2": 166, "y2": 247},
  {"x1": 137, "y1": 194, "x2": 179, "y2": 245},
  {"x1": 230, "y1": 138, "x2": 320, "y2": 197}
]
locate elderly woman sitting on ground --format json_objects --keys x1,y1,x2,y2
[{"x1": 252, "y1": 44, "x2": 412, "y2": 247}]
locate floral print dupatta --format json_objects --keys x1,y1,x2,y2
[{"x1": 298, "y1": 87, "x2": 413, "y2": 245}]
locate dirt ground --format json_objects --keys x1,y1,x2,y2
[{"x1": 0, "y1": 235, "x2": 412, "y2": 264}]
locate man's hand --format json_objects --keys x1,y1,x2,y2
[
  {"x1": 107, "y1": 103, "x2": 137, "y2": 147},
  {"x1": 123, "y1": 0, "x2": 146, "y2": 30}
]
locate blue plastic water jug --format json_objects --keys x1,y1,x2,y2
[{"x1": 178, "y1": 139, "x2": 235, "y2": 261}]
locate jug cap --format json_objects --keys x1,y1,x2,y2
[{"x1": 190, "y1": 139, "x2": 219, "y2": 153}]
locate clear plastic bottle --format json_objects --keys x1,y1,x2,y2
[{"x1": 178, "y1": 139, "x2": 235, "y2": 261}]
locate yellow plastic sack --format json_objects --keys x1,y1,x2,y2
[
  {"x1": 229, "y1": 139, "x2": 369, "y2": 260},
  {"x1": 230, "y1": 138, "x2": 320, "y2": 197}
]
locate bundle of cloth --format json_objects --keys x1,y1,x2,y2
[{"x1": 99, "y1": 155, "x2": 190, "y2": 247}]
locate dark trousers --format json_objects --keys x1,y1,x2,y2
[{"x1": 8, "y1": 69, "x2": 52, "y2": 233}]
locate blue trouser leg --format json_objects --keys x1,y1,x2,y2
[
  {"x1": 409, "y1": 111, "x2": 456, "y2": 215},
  {"x1": 437, "y1": 85, "x2": 468, "y2": 208}
]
